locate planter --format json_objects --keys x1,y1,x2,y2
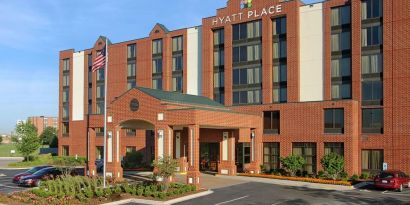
[{"x1": 239, "y1": 173, "x2": 352, "y2": 186}]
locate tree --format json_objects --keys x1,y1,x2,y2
[
  {"x1": 12, "y1": 121, "x2": 41, "y2": 161},
  {"x1": 280, "y1": 155, "x2": 306, "y2": 176},
  {"x1": 51, "y1": 156, "x2": 87, "y2": 176},
  {"x1": 39, "y1": 127, "x2": 58, "y2": 148},
  {"x1": 0, "y1": 135, "x2": 2, "y2": 144},
  {"x1": 320, "y1": 152, "x2": 345, "y2": 180},
  {"x1": 152, "y1": 156, "x2": 179, "y2": 191},
  {"x1": 123, "y1": 150, "x2": 144, "y2": 169}
]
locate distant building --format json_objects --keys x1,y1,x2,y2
[
  {"x1": 27, "y1": 116, "x2": 58, "y2": 135},
  {"x1": 0, "y1": 134, "x2": 11, "y2": 144}
]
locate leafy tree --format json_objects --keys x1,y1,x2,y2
[
  {"x1": 320, "y1": 152, "x2": 345, "y2": 180},
  {"x1": 152, "y1": 156, "x2": 179, "y2": 191},
  {"x1": 12, "y1": 121, "x2": 41, "y2": 161},
  {"x1": 123, "y1": 150, "x2": 144, "y2": 169},
  {"x1": 51, "y1": 156, "x2": 87, "y2": 176},
  {"x1": 39, "y1": 127, "x2": 58, "y2": 148},
  {"x1": 280, "y1": 155, "x2": 306, "y2": 176},
  {"x1": 0, "y1": 135, "x2": 2, "y2": 144}
]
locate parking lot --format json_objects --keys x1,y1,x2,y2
[{"x1": 0, "y1": 169, "x2": 30, "y2": 194}]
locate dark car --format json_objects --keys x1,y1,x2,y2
[
  {"x1": 12, "y1": 166, "x2": 53, "y2": 183},
  {"x1": 374, "y1": 170, "x2": 410, "y2": 192},
  {"x1": 18, "y1": 167, "x2": 61, "y2": 187},
  {"x1": 95, "y1": 159, "x2": 104, "y2": 172}
]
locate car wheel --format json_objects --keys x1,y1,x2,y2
[{"x1": 398, "y1": 184, "x2": 403, "y2": 192}]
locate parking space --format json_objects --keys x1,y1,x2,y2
[
  {"x1": 354, "y1": 183, "x2": 410, "y2": 197},
  {"x1": 0, "y1": 169, "x2": 30, "y2": 194}
]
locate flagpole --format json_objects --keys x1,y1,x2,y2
[{"x1": 103, "y1": 38, "x2": 108, "y2": 188}]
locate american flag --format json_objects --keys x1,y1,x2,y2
[{"x1": 92, "y1": 47, "x2": 106, "y2": 72}]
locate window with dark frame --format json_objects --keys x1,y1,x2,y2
[
  {"x1": 126, "y1": 146, "x2": 137, "y2": 153},
  {"x1": 126, "y1": 129, "x2": 136, "y2": 136},
  {"x1": 292, "y1": 143, "x2": 317, "y2": 174},
  {"x1": 361, "y1": 0, "x2": 383, "y2": 20},
  {"x1": 361, "y1": 149, "x2": 383, "y2": 173},
  {"x1": 127, "y1": 44, "x2": 136, "y2": 59},
  {"x1": 96, "y1": 146, "x2": 104, "y2": 160},
  {"x1": 62, "y1": 146, "x2": 69, "y2": 156},
  {"x1": 362, "y1": 108, "x2": 383, "y2": 134},
  {"x1": 263, "y1": 143, "x2": 280, "y2": 171},
  {"x1": 324, "y1": 142, "x2": 344, "y2": 156},
  {"x1": 263, "y1": 111, "x2": 280, "y2": 134},
  {"x1": 95, "y1": 127, "x2": 104, "y2": 136},
  {"x1": 324, "y1": 108, "x2": 345, "y2": 134}
]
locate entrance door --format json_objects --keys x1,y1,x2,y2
[
  {"x1": 236, "y1": 143, "x2": 251, "y2": 173},
  {"x1": 200, "y1": 143, "x2": 220, "y2": 172}
]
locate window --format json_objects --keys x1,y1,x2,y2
[
  {"x1": 63, "y1": 75, "x2": 69, "y2": 87},
  {"x1": 273, "y1": 17, "x2": 286, "y2": 35},
  {"x1": 126, "y1": 129, "x2": 136, "y2": 136},
  {"x1": 325, "y1": 143, "x2": 344, "y2": 156},
  {"x1": 62, "y1": 122, "x2": 69, "y2": 135},
  {"x1": 63, "y1": 59, "x2": 70, "y2": 71},
  {"x1": 172, "y1": 36, "x2": 183, "y2": 52},
  {"x1": 96, "y1": 146, "x2": 103, "y2": 160},
  {"x1": 232, "y1": 67, "x2": 261, "y2": 86},
  {"x1": 172, "y1": 77, "x2": 182, "y2": 92},
  {"x1": 362, "y1": 108, "x2": 383, "y2": 133},
  {"x1": 362, "y1": 54, "x2": 383, "y2": 74},
  {"x1": 214, "y1": 92, "x2": 225, "y2": 104},
  {"x1": 332, "y1": 58, "x2": 351, "y2": 77},
  {"x1": 233, "y1": 90, "x2": 261, "y2": 105},
  {"x1": 331, "y1": 6, "x2": 351, "y2": 26},
  {"x1": 243, "y1": 143, "x2": 251, "y2": 164},
  {"x1": 263, "y1": 111, "x2": 280, "y2": 134},
  {"x1": 152, "y1": 39, "x2": 162, "y2": 54},
  {"x1": 96, "y1": 101, "x2": 104, "y2": 114},
  {"x1": 127, "y1": 62, "x2": 136, "y2": 77},
  {"x1": 233, "y1": 44, "x2": 261, "y2": 63},
  {"x1": 96, "y1": 84, "x2": 104, "y2": 99},
  {"x1": 127, "y1": 81, "x2": 136, "y2": 90},
  {"x1": 214, "y1": 50, "x2": 225, "y2": 66},
  {"x1": 324, "y1": 108, "x2": 344, "y2": 134},
  {"x1": 126, "y1": 147, "x2": 137, "y2": 153},
  {"x1": 362, "y1": 149, "x2": 383, "y2": 173},
  {"x1": 233, "y1": 21, "x2": 261, "y2": 41},
  {"x1": 332, "y1": 83, "x2": 351, "y2": 99},
  {"x1": 62, "y1": 146, "x2": 69, "y2": 156},
  {"x1": 172, "y1": 55, "x2": 183, "y2": 71},
  {"x1": 273, "y1": 40, "x2": 287, "y2": 59},
  {"x1": 152, "y1": 78, "x2": 163, "y2": 90},
  {"x1": 96, "y1": 68, "x2": 104, "y2": 81},
  {"x1": 63, "y1": 105, "x2": 69, "y2": 119},
  {"x1": 273, "y1": 87, "x2": 287, "y2": 103},
  {"x1": 233, "y1": 46, "x2": 247, "y2": 63},
  {"x1": 95, "y1": 127, "x2": 104, "y2": 136},
  {"x1": 263, "y1": 143, "x2": 280, "y2": 171},
  {"x1": 362, "y1": 0, "x2": 383, "y2": 20},
  {"x1": 213, "y1": 29, "x2": 224, "y2": 45},
  {"x1": 362, "y1": 25, "x2": 383, "y2": 47},
  {"x1": 292, "y1": 143, "x2": 317, "y2": 174},
  {"x1": 127, "y1": 44, "x2": 136, "y2": 59},
  {"x1": 213, "y1": 71, "x2": 224, "y2": 88},
  {"x1": 362, "y1": 80, "x2": 383, "y2": 102},
  {"x1": 332, "y1": 32, "x2": 351, "y2": 52},
  {"x1": 273, "y1": 64, "x2": 287, "y2": 83},
  {"x1": 63, "y1": 89, "x2": 69, "y2": 103},
  {"x1": 152, "y1": 59, "x2": 163, "y2": 74}
]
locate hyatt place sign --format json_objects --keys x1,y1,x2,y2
[{"x1": 212, "y1": 4, "x2": 283, "y2": 26}]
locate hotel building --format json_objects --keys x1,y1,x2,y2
[{"x1": 59, "y1": 0, "x2": 410, "y2": 186}]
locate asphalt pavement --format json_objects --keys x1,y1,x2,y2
[{"x1": 0, "y1": 168, "x2": 29, "y2": 194}]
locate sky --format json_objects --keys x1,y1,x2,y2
[{"x1": 0, "y1": 0, "x2": 320, "y2": 134}]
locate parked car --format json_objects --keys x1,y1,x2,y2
[
  {"x1": 95, "y1": 159, "x2": 104, "y2": 172},
  {"x1": 18, "y1": 167, "x2": 62, "y2": 187},
  {"x1": 374, "y1": 170, "x2": 410, "y2": 192},
  {"x1": 12, "y1": 165, "x2": 53, "y2": 183}
]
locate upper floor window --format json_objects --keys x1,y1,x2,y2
[
  {"x1": 213, "y1": 29, "x2": 224, "y2": 45},
  {"x1": 213, "y1": 71, "x2": 224, "y2": 88},
  {"x1": 273, "y1": 17, "x2": 286, "y2": 35},
  {"x1": 63, "y1": 59, "x2": 70, "y2": 71},
  {"x1": 62, "y1": 122, "x2": 69, "y2": 135},
  {"x1": 233, "y1": 44, "x2": 261, "y2": 63},
  {"x1": 362, "y1": 108, "x2": 383, "y2": 134},
  {"x1": 263, "y1": 111, "x2": 280, "y2": 134},
  {"x1": 127, "y1": 62, "x2": 136, "y2": 77},
  {"x1": 362, "y1": 0, "x2": 383, "y2": 20},
  {"x1": 233, "y1": 89, "x2": 261, "y2": 105},
  {"x1": 214, "y1": 50, "x2": 224, "y2": 66},
  {"x1": 172, "y1": 77, "x2": 182, "y2": 92},
  {"x1": 172, "y1": 36, "x2": 183, "y2": 52},
  {"x1": 63, "y1": 75, "x2": 70, "y2": 87},
  {"x1": 324, "y1": 108, "x2": 344, "y2": 134},
  {"x1": 96, "y1": 68, "x2": 104, "y2": 81},
  {"x1": 332, "y1": 82, "x2": 351, "y2": 100},
  {"x1": 63, "y1": 105, "x2": 69, "y2": 119},
  {"x1": 127, "y1": 44, "x2": 136, "y2": 59},
  {"x1": 362, "y1": 25, "x2": 383, "y2": 47},
  {"x1": 152, "y1": 39, "x2": 163, "y2": 54},
  {"x1": 273, "y1": 64, "x2": 287, "y2": 83},
  {"x1": 152, "y1": 59, "x2": 163, "y2": 73},
  {"x1": 172, "y1": 56, "x2": 183, "y2": 71},
  {"x1": 96, "y1": 84, "x2": 104, "y2": 99},
  {"x1": 273, "y1": 40, "x2": 287, "y2": 59},
  {"x1": 332, "y1": 31, "x2": 351, "y2": 52},
  {"x1": 331, "y1": 6, "x2": 351, "y2": 26},
  {"x1": 233, "y1": 21, "x2": 261, "y2": 41},
  {"x1": 88, "y1": 54, "x2": 92, "y2": 67},
  {"x1": 332, "y1": 57, "x2": 351, "y2": 77},
  {"x1": 63, "y1": 89, "x2": 69, "y2": 103},
  {"x1": 152, "y1": 78, "x2": 163, "y2": 90},
  {"x1": 96, "y1": 101, "x2": 104, "y2": 114},
  {"x1": 233, "y1": 67, "x2": 261, "y2": 86},
  {"x1": 362, "y1": 54, "x2": 383, "y2": 74},
  {"x1": 362, "y1": 81, "x2": 383, "y2": 102}
]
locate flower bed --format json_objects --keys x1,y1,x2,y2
[
  {"x1": 1, "y1": 176, "x2": 198, "y2": 205},
  {"x1": 239, "y1": 173, "x2": 352, "y2": 186}
]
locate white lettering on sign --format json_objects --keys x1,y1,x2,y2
[{"x1": 212, "y1": 5, "x2": 282, "y2": 26}]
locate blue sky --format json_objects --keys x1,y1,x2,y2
[{"x1": 0, "y1": 0, "x2": 320, "y2": 134}]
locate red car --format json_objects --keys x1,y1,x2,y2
[
  {"x1": 374, "y1": 170, "x2": 410, "y2": 192},
  {"x1": 12, "y1": 166, "x2": 53, "y2": 183}
]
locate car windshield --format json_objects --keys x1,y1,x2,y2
[
  {"x1": 33, "y1": 168, "x2": 53, "y2": 176},
  {"x1": 379, "y1": 172, "x2": 395, "y2": 179},
  {"x1": 27, "y1": 166, "x2": 47, "y2": 174}
]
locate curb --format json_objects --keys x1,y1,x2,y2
[
  {"x1": 102, "y1": 190, "x2": 213, "y2": 205},
  {"x1": 0, "y1": 167, "x2": 30, "y2": 170},
  {"x1": 0, "y1": 157, "x2": 24, "y2": 160}
]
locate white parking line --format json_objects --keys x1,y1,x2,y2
[
  {"x1": 381, "y1": 191, "x2": 409, "y2": 196},
  {"x1": 214, "y1": 195, "x2": 249, "y2": 205}
]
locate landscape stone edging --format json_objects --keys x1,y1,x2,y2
[{"x1": 101, "y1": 190, "x2": 213, "y2": 205}]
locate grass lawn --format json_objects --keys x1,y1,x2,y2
[{"x1": 0, "y1": 144, "x2": 23, "y2": 157}]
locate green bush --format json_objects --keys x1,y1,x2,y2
[
  {"x1": 84, "y1": 187, "x2": 94, "y2": 198},
  {"x1": 123, "y1": 150, "x2": 144, "y2": 169},
  {"x1": 159, "y1": 192, "x2": 166, "y2": 199},
  {"x1": 137, "y1": 188, "x2": 144, "y2": 196},
  {"x1": 317, "y1": 171, "x2": 326, "y2": 179},
  {"x1": 280, "y1": 155, "x2": 306, "y2": 176},
  {"x1": 351, "y1": 174, "x2": 359, "y2": 181},
  {"x1": 320, "y1": 153, "x2": 345, "y2": 180},
  {"x1": 76, "y1": 192, "x2": 87, "y2": 202},
  {"x1": 95, "y1": 188, "x2": 104, "y2": 197},
  {"x1": 340, "y1": 171, "x2": 349, "y2": 181},
  {"x1": 114, "y1": 185, "x2": 122, "y2": 194},
  {"x1": 360, "y1": 172, "x2": 369, "y2": 179},
  {"x1": 103, "y1": 187, "x2": 112, "y2": 197},
  {"x1": 153, "y1": 192, "x2": 159, "y2": 198}
]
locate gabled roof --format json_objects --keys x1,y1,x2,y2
[{"x1": 136, "y1": 87, "x2": 225, "y2": 108}]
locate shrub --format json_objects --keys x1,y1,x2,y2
[
  {"x1": 114, "y1": 185, "x2": 122, "y2": 194},
  {"x1": 95, "y1": 188, "x2": 104, "y2": 197},
  {"x1": 340, "y1": 171, "x2": 349, "y2": 181},
  {"x1": 360, "y1": 172, "x2": 369, "y2": 180},
  {"x1": 152, "y1": 156, "x2": 179, "y2": 191},
  {"x1": 123, "y1": 150, "x2": 144, "y2": 169},
  {"x1": 280, "y1": 155, "x2": 306, "y2": 176},
  {"x1": 153, "y1": 192, "x2": 159, "y2": 198},
  {"x1": 351, "y1": 174, "x2": 359, "y2": 181},
  {"x1": 51, "y1": 156, "x2": 87, "y2": 176},
  {"x1": 317, "y1": 171, "x2": 326, "y2": 179},
  {"x1": 103, "y1": 187, "x2": 112, "y2": 197},
  {"x1": 84, "y1": 187, "x2": 94, "y2": 198},
  {"x1": 137, "y1": 188, "x2": 144, "y2": 196},
  {"x1": 159, "y1": 192, "x2": 166, "y2": 199},
  {"x1": 76, "y1": 192, "x2": 87, "y2": 202},
  {"x1": 320, "y1": 153, "x2": 345, "y2": 180}
]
